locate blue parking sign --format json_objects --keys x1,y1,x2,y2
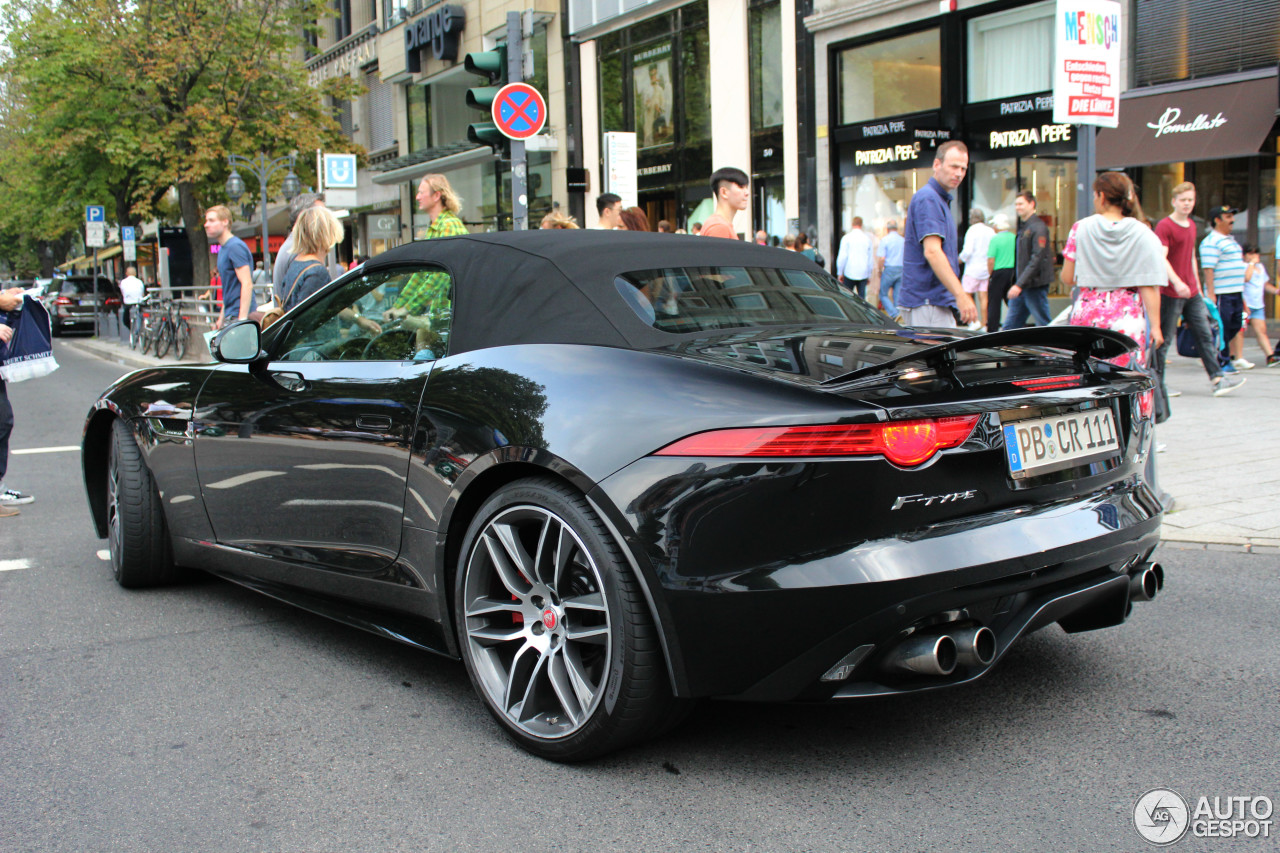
[
  {"x1": 86, "y1": 205, "x2": 105, "y2": 222},
  {"x1": 121, "y1": 226, "x2": 135, "y2": 241}
]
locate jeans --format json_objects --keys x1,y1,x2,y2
[
  {"x1": 1157, "y1": 294, "x2": 1221, "y2": 385},
  {"x1": 0, "y1": 381, "x2": 11, "y2": 484},
  {"x1": 846, "y1": 278, "x2": 868, "y2": 300},
  {"x1": 987, "y1": 267, "x2": 1014, "y2": 332},
  {"x1": 1003, "y1": 286, "x2": 1053, "y2": 329},
  {"x1": 1217, "y1": 292, "x2": 1245, "y2": 365},
  {"x1": 879, "y1": 267, "x2": 901, "y2": 317}
]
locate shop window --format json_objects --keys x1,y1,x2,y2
[
  {"x1": 634, "y1": 40, "x2": 676, "y2": 149},
  {"x1": 1136, "y1": 0, "x2": 1280, "y2": 87},
  {"x1": 749, "y1": 1, "x2": 783, "y2": 131},
  {"x1": 680, "y1": 26, "x2": 711, "y2": 145},
  {"x1": 406, "y1": 83, "x2": 429, "y2": 152},
  {"x1": 429, "y1": 71, "x2": 471, "y2": 148},
  {"x1": 600, "y1": 52, "x2": 626, "y2": 133},
  {"x1": 967, "y1": 1, "x2": 1053, "y2": 103},
  {"x1": 836, "y1": 29, "x2": 940, "y2": 126}
]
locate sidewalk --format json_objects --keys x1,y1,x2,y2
[{"x1": 63, "y1": 331, "x2": 1280, "y2": 551}]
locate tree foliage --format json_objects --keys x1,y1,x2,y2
[{"x1": 0, "y1": 0, "x2": 360, "y2": 282}]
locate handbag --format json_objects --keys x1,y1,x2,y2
[{"x1": 0, "y1": 295, "x2": 59, "y2": 382}]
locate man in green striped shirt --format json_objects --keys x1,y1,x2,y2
[{"x1": 385, "y1": 174, "x2": 469, "y2": 350}]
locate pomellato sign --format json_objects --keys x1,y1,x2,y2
[{"x1": 1145, "y1": 107, "x2": 1228, "y2": 138}]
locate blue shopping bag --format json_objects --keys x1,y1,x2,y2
[{"x1": 0, "y1": 294, "x2": 59, "y2": 382}]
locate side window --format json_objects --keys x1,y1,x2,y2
[{"x1": 274, "y1": 265, "x2": 454, "y2": 362}]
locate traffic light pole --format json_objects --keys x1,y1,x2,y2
[{"x1": 506, "y1": 12, "x2": 527, "y2": 232}]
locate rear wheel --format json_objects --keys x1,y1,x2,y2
[
  {"x1": 107, "y1": 419, "x2": 177, "y2": 587},
  {"x1": 153, "y1": 320, "x2": 173, "y2": 359},
  {"x1": 173, "y1": 318, "x2": 189, "y2": 360},
  {"x1": 455, "y1": 478, "x2": 684, "y2": 761}
]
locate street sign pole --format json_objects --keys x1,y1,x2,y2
[
  {"x1": 506, "y1": 12, "x2": 527, "y2": 232},
  {"x1": 93, "y1": 247, "x2": 100, "y2": 338}
]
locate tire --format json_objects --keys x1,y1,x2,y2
[
  {"x1": 174, "y1": 320, "x2": 189, "y2": 360},
  {"x1": 107, "y1": 419, "x2": 178, "y2": 587},
  {"x1": 454, "y1": 478, "x2": 684, "y2": 761},
  {"x1": 153, "y1": 321, "x2": 172, "y2": 359}
]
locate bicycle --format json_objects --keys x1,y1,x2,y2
[
  {"x1": 134, "y1": 295, "x2": 161, "y2": 354},
  {"x1": 149, "y1": 298, "x2": 192, "y2": 360}
]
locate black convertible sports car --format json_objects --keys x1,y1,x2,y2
[{"x1": 82, "y1": 231, "x2": 1164, "y2": 760}]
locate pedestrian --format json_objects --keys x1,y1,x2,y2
[
  {"x1": 0, "y1": 286, "x2": 34, "y2": 515},
  {"x1": 958, "y1": 209, "x2": 994, "y2": 329},
  {"x1": 782, "y1": 234, "x2": 797, "y2": 251},
  {"x1": 620, "y1": 206, "x2": 651, "y2": 232},
  {"x1": 700, "y1": 167, "x2": 750, "y2": 239},
  {"x1": 273, "y1": 193, "x2": 343, "y2": 286},
  {"x1": 595, "y1": 193, "x2": 623, "y2": 230},
  {"x1": 986, "y1": 213, "x2": 1016, "y2": 332},
  {"x1": 657, "y1": 220, "x2": 674, "y2": 234},
  {"x1": 384, "y1": 173, "x2": 467, "y2": 337},
  {"x1": 280, "y1": 206, "x2": 345, "y2": 311},
  {"x1": 899, "y1": 140, "x2": 978, "y2": 327},
  {"x1": 876, "y1": 219, "x2": 904, "y2": 319},
  {"x1": 690, "y1": 221, "x2": 702, "y2": 236},
  {"x1": 1002, "y1": 192, "x2": 1054, "y2": 329},
  {"x1": 835, "y1": 217, "x2": 873, "y2": 299},
  {"x1": 755, "y1": 230, "x2": 768, "y2": 245},
  {"x1": 251, "y1": 260, "x2": 268, "y2": 286},
  {"x1": 539, "y1": 209, "x2": 579, "y2": 229},
  {"x1": 1152, "y1": 182, "x2": 1240, "y2": 400},
  {"x1": 204, "y1": 205, "x2": 256, "y2": 331},
  {"x1": 117, "y1": 265, "x2": 145, "y2": 335},
  {"x1": 1061, "y1": 172, "x2": 1164, "y2": 373},
  {"x1": 1201, "y1": 206, "x2": 1252, "y2": 371},
  {"x1": 1242, "y1": 245, "x2": 1279, "y2": 366}
]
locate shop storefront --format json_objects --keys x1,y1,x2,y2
[{"x1": 1097, "y1": 69, "x2": 1280, "y2": 314}]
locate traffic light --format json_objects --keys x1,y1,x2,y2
[{"x1": 464, "y1": 46, "x2": 508, "y2": 156}]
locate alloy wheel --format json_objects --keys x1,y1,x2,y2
[{"x1": 461, "y1": 504, "x2": 612, "y2": 740}]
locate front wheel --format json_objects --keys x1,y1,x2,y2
[
  {"x1": 153, "y1": 321, "x2": 173, "y2": 359},
  {"x1": 455, "y1": 478, "x2": 684, "y2": 761},
  {"x1": 173, "y1": 319, "x2": 189, "y2": 360},
  {"x1": 107, "y1": 419, "x2": 178, "y2": 587}
]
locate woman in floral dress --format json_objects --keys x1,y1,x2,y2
[{"x1": 1061, "y1": 171, "x2": 1165, "y2": 369}]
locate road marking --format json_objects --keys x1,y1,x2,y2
[
  {"x1": 12, "y1": 445, "x2": 79, "y2": 455},
  {"x1": 96, "y1": 549, "x2": 111, "y2": 561},
  {"x1": 0, "y1": 559, "x2": 32, "y2": 572}
]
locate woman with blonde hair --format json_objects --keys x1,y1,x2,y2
[{"x1": 280, "y1": 205, "x2": 344, "y2": 310}]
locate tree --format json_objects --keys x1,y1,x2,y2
[{"x1": 0, "y1": 0, "x2": 360, "y2": 285}]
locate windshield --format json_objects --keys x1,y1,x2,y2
[{"x1": 615, "y1": 265, "x2": 892, "y2": 333}]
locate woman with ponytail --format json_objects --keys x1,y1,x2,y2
[{"x1": 1061, "y1": 171, "x2": 1164, "y2": 370}]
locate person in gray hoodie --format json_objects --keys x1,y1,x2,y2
[{"x1": 1002, "y1": 191, "x2": 1055, "y2": 329}]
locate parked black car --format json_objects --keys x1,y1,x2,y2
[
  {"x1": 47, "y1": 274, "x2": 119, "y2": 335},
  {"x1": 81, "y1": 232, "x2": 1164, "y2": 760}
]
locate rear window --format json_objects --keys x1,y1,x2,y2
[
  {"x1": 615, "y1": 266, "x2": 891, "y2": 333},
  {"x1": 56, "y1": 278, "x2": 116, "y2": 296}
]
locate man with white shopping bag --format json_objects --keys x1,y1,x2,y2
[{"x1": 0, "y1": 285, "x2": 57, "y2": 515}]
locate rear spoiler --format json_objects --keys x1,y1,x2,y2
[{"x1": 820, "y1": 326, "x2": 1136, "y2": 387}]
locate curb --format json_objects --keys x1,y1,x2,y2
[{"x1": 62, "y1": 337, "x2": 184, "y2": 371}]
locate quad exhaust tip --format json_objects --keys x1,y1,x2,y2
[
  {"x1": 881, "y1": 633, "x2": 958, "y2": 677},
  {"x1": 952, "y1": 626, "x2": 997, "y2": 667}
]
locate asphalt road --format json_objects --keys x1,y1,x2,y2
[{"x1": 2, "y1": 341, "x2": 1277, "y2": 853}]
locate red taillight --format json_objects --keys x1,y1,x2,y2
[
  {"x1": 104, "y1": 297, "x2": 121, "y2": 308},
  {"x1": 1013, "y1": 374, "x2": 1083, "y2": 391},
  {"x1": 654, "y1": 415, "x2": 980, "y2": 467},
  {"x1": 55, "y1": 296, "x2": 73, "y2": 305},
  {"x1": 1137, "y1": 390, "x2": 1154, "y2": 420}
]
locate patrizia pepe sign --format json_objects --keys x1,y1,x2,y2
[{"x1": 1145, "y1": 108, "x2": 1228, "y2": 138}]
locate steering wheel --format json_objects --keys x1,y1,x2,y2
[{"x1": 362, "y1": 318, "x2": 417, "y2": 360}]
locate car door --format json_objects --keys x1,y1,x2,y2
[{"x1": 193, "y1": 265, "x2": 450, "y2": 579}]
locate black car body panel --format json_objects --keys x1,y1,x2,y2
[{"x1": 83, "y1": 231, "x2": 1163, "y2": 719}]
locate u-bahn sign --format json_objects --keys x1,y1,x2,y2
[{"x1": 492, "y1": 83, "x2": 547, "y2": 140}]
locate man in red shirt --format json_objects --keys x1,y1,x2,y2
[
  {"x1": 1154, "y1": 182, "x2": 1237, "y2": 401},
  {"x1": 700, "y1": 167, "x2": 749, "y2": 239}
]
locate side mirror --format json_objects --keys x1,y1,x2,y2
[{"x1": 211, "y1": 320, "x2": 263, "y2": 364}]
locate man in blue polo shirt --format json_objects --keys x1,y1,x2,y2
[
  {"x1": 204, "y1": 204, "x2": 256, "y2": 331},
  {"x1": 1200, "y1": 205, "x2": 1249, "y2": 370},
  {"x1": 899, "y1": 140, "x2": 978, "y2": 328}
]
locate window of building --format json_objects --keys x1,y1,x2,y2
[
  {"x1": 365, "y1": 68, "x2": 395, "y2": 152},
  {"x1": 333, "y1": 0, "x2": 352, "y2": 41},
  {"x1": 836, "y1": 28, "x2": 940, "y2": 126},
  {"x1": 749, "y1": 1, "x2": 783, "y2": 131},
  {"x1": 967, "y1": 0, "x2": 1053, "y2": 103},
  {"x1": 1135, "y1": 0, "x2": 1280, "y2": 87},
  {"x1": 334, "y1": 96, "x2": 353, "y2": 138},
  {"x1": 406, "y1": 83, "x2": 429, "y2": 152}
]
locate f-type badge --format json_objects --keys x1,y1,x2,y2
[{"x1": 892, "y1": 490, "x2": 979, "y2": 511}]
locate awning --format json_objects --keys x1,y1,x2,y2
[{"x1": 1097, "y1": 71, "x2": 1279, "y2": 169}]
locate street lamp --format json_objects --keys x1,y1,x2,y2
[{"x1": 225, "y1": 152, "x2": 302, "y2": 278}]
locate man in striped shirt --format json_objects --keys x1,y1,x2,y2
[{"x1": 1200, "y1": 206, "x2": 1251, "y2": 371}]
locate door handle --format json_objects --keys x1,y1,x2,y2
[
  {"x1": 356, "y1": 415, "x2": 393, "y2": 431},
  {"x1": 270, "y1": 371, "x2": 308, "y2": 392}
]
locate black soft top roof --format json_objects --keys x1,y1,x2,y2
[{"x1": 361, "y1": 230, "x2": 828, "y2": 355}]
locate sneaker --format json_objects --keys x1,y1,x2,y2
[
  {"x1": 0, "y1": 488, "x2": 33, "y2": 506},
  {"x1": 1267, "y1": 353, "x2": 1280, "y2": 368},
  {"x1": 1222, "y1": 362, "x2": 1239, "y2": 374},
  {"x1": 0, "y1": 504, "x2": 18, "y2": 518},
  {"x1": 1167, "y1": 389, "x2": 1183, "y2": 398},
  {"x1": 1232, "y1": 357, "x2": 1256, "y2": 370},
  {"x1": 1212, "y1": 373, "x2": 1246, "y2": 396}
]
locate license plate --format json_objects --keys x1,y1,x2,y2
[{"x1": 1002, "y1": 407, "x2": 1120, "y2": 479}]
